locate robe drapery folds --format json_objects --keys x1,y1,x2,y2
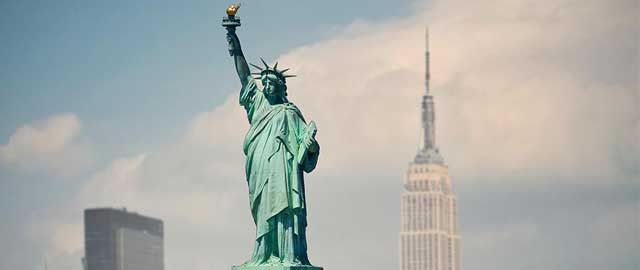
[{"x1": 239, "y1": 76, "x2": 319, "y2": 262}]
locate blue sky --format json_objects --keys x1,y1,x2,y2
[{"x1": 1, "y1": 0, "x2": 638, "y2": 270}]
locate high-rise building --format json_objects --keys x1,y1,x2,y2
[
  {"x1": 83, "y1": 208, "x2": 164, "y2": 270},
  {"x1": 399, "y1": 29, "x2": 460, "y2": 270}
]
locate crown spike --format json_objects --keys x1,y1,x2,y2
[
  {"x1": 283, "y1": 75, "x2": 297, "y2": 78},
  {"x1": 273, "y1": 62, "x2": 279, "y2": 70},
  {"x1": 280, "y1": 68, "x2": 290, "y2": 73},
  {"x1": 260, "y1": 58, "x2": 270, "y2": 69},
  {"x1": 250, "y1": 63, "x2": 264, "y2": 70}
]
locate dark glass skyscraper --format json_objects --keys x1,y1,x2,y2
[{"x1": 84, "y1": 208, "x2": 164, "y2": 270}]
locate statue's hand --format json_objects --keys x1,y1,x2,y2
[{"x1": 304, "y1": 132, "x2": 319, "y2": 153}]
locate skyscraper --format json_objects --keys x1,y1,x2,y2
[
  {"x1": 83, "y1": 208, "x2": 164, "y2": 270},
  {"x1": 399, "y1": 29, "x2": 460, "y2": 270}
]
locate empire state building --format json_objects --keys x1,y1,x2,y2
[{"x1": 399, "y1": 29, "x2": 460, "y2": 270}]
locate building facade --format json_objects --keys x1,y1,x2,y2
[
  {"x1": 399, "y1": 29, "x2": 460, "y2": 270},
  {"x1": 84, "y1": 208, "x2": 164, "y2": 270}
]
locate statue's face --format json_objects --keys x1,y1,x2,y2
[{"x1": 262, "y1": 74, "x2": 285, "y2": 98}]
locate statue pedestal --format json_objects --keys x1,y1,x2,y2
[{"x1": 232, "y1": 265, "x2": 323, "y2": 270}]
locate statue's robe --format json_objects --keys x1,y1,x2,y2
[{"x1": 239, "y1": 77, "x2": 319, "y2": 265}]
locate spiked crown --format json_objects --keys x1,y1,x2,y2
[{"x1": 250, "y1": 58, "x2": 296, "y2": 84}]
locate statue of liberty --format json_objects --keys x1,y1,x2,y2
[{"x1": 222, "y1": 4, "x2": 322, "y2": 270}]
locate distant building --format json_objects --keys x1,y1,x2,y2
[
  {"x1": 399, "y1": 29, "x2": 460, "y2": 270},
  {"x1": 83, "y1": 208, "x2": 164, "y2": 270}
]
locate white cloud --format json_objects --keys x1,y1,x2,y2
[
  {"x1": 41, "y1": 146, "x2": 249, "y2": 270},
  {"x1": 78, "y1": 154, "x2": 146, "y2": 208},
  {"x1": 0, "y1": 113, "x2": 91, "y2": 176},
  {"x1": 176, "y1": 0, "x2": 637, "y2": 191},
  {"x1": 50, "y1": 222, "x2": 83, "y2": 255},
  {"x1": 29, "y1": 155, "x2": 147, "y2": 268},
  {"x1": 272, "y1": 0, "x2": 639, "y2": 185}
]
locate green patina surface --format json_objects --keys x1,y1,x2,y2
[
  {"x1": 223, "y1": 5, "x2": 323, "y2": 270},
  {"x1": 232, "y1": 265, "x2": 323, "y2": 270}
]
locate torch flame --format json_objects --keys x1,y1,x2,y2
[{"x1": 226, "y1": 3, "x2": 241, "y2": 16}]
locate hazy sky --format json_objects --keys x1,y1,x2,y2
[{"x1": 0, "y1": 1, "x2": 638, "y2": 270}]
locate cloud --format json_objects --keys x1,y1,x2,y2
[
  {"x1": 28, "y1": 155, "x2": 147, "y2": 269},
  {"x1": 40, "y1": 145, "x2": 250, "y2": 270},
  {"x1": 0, "y1": 113, "x2": 92, "y2": 176},
  {"x1": 50, "y1": 222, "x2": 83, "y2": 255},
  {"x1": 176, "y1": 0, "x2": 640, "y2": 188},
  {"x1": 35, "y1": 0, "x2": 639, "y2": 269},
  {"x1": 78, "y1": 154, "x2": 147, "y2": 207},
  {"x1": 268, "y1": 0, "x2": 638, "y2": 185}
]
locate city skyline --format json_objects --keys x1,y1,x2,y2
[{"x1": 1, "y1": 1, "x2": 637, "y2": 270}]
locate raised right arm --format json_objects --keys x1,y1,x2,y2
[{"x1": 226, "y1": 30, "x2": 251, "y2": 87}]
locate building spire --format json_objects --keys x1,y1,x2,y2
[
  {"x1": 415, "y1": 26, "x2": 444, "y2": 165},
  {"x1": 422, "y1": 27, "x2": 435, "y2": 150},
  {"x1": 425, "y1": 26, "x2": 430, "y2": 95}
]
